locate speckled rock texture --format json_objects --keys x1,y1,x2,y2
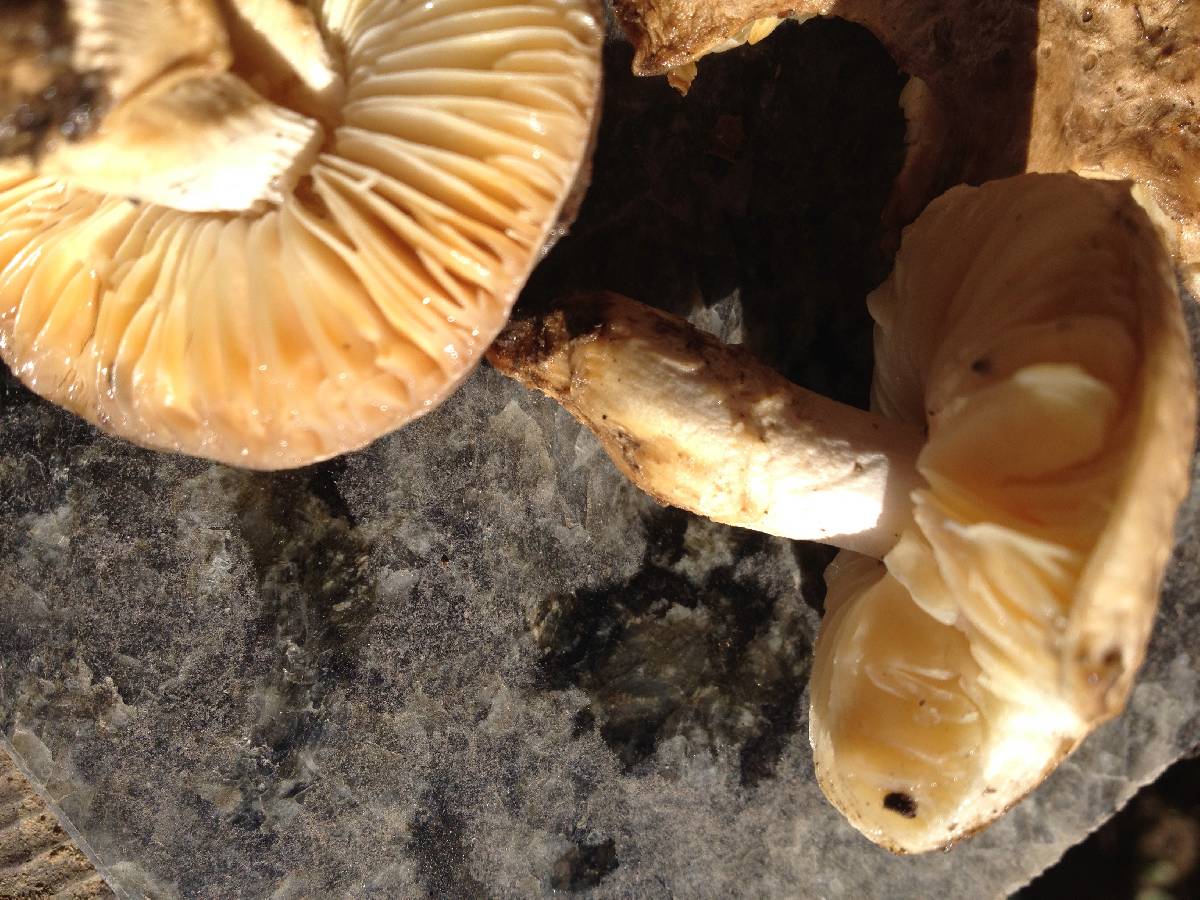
[{"x1": 1, "y1": 19, "x2": 1198, "y2": 900}]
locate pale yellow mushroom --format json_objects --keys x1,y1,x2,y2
[
  {"x1": 489, "y1": 173, "x2": 1197, "y2": 852},
  {"x1": 0, "y1": 0, "x2": 603, "y2": 468},
  {"x1": 612, "y1": 0, "x2": 1200, "y2": 295}
]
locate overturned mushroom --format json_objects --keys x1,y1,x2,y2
[
  {"x1": 489, "y1": 173, "x2": 1197, "y2": 852},
  {"x1": 612, "y1": 0, "x2": 1200, "y2": 293},
  {"x1": 0, "y1": 0, "x2": 602, "y2": 468}
]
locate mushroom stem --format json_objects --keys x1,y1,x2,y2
[{"x1": 487, "y1": 291, "x2": 925, "y2": 558}]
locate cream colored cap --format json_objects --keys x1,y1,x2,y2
[{"x1": 811, "y1": 173, "x2": 1196, "y2": 853}]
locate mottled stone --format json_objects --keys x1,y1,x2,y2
[{"x1": 1, "y1": 18, "x2": 1198, "y2": 900}]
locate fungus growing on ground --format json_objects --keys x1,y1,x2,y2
[
  {"x1": 612, "y1": 0, "x2": 1200, "y2": 294},
  {"x1": 0, "y1": 0, "x2": 602, "y2": 468},
  {"x1": 489, "y1": 173, "x2": 1197, "y2": 852}
]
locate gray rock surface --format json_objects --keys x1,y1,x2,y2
[{"x1": 2, "y1": 19, "x2": 1199, "y2": 900}]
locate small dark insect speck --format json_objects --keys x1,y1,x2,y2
[
  {"x1": 970, "y1": 357, "x2": 992, "y2": 375},
  {"x1": 884, "y1": 791, "x2": 918, "y2": 818}
]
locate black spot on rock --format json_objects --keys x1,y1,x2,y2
[
  {"x1": 572, "y1": 707, "x2": 596, "y2": 738},
  {"x1": 551, "y1": 836, "x2": 618, "y2": 892},
  {"x1": 531, "y1": 510, "x2": 818, "y2": 784}
]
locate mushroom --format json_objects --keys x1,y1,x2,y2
[
  {"x1": 611, "y1": 0, "x2": 1200, "y2": 295},
  {"x1": 0, "y1": 0, "x2": 603, "y2": 468},
  {"x1": 488, "y1": 172, "x2": 1197, "y2": 852}
]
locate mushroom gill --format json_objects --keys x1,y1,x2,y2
[
  {"x1": 0, "y1": 0, "x2": 603, "y2": 468},
  {"x1": 813, "y1": 173, "x2": 1194, "y2": 852}
]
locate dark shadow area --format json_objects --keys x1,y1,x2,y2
[
  {"x1": 227, "y1": 465, "x2": 376, "y2": 835},
  {"x1": 829, "y1": 0, "x2": 1039, "y2": 185},
  {"x1": 551, "y1": 834, "x2": 619, "y2": 892},
  {"x1": 791, "y1": 541, "x2": 838, "y2": 618},
  {"x1": 521, "y1": 17, "x2": 908, "y2": 404},
  {"x1": 408, "y1": 778, "x2": 489, "y2": 898},
  {"x1": 530, "y1": 507, "x2": 824, "y2": 787},
  {"x1": 0, "y1": 361, "x2": 35, "y2": 412},
  {"x1": 0, "y1": 361, "x2": 99, "y2": 519},
  {"x1": 0, "y1": 0, "x2": 109, "y2": 161},
  {"x1": 1019, "y1": 751, "x2": 1200, "y2": 900}
]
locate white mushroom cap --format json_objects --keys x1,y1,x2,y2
[
  {"x1": 811, "y1": 173, "x2": 1196, "y2": 853},
  {"x1": 0, "y1": 0, "x2": 603, "y2": 468}
]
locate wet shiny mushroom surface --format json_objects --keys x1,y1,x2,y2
[{"x1": 0, "y1": 0, "x2": 603, "y2": 468}]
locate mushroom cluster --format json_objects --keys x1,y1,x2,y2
[
  {"x1": 0, "y1": 0, "x2": 602, "y2": 467},
  {"x1": 490, "y1": 173, "x2": 1197, "y2": 852},
  {"x1": 2, "y1": 0, "x2": 1195, "y2": 860}
]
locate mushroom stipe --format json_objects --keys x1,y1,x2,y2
[{"x1": 490, "y1": 173, "x2": 1197, "y2": 853}]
